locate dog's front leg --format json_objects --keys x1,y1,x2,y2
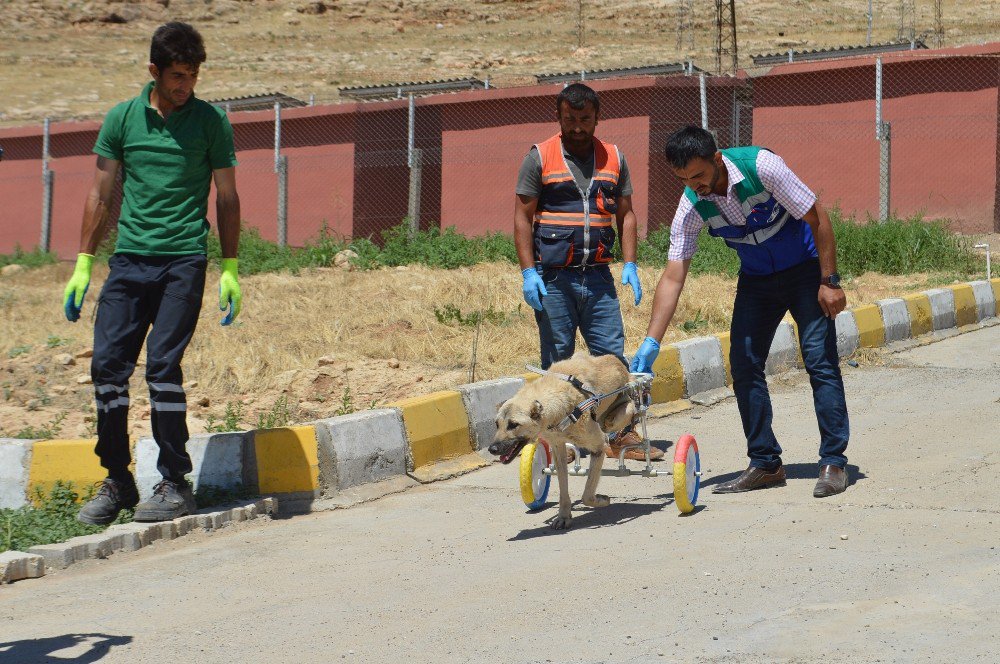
[
  {"x1": 550, "y1": 440, "x2": 572, "y2": 530},
  {"x1": 581, "y1": 450, "x2": 610, "y2": 509}
]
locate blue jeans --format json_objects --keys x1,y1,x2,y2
[
  {"x1": 533, "y1": 265, "x2": 627, "y2": 370},
  {"x1": 729, "y1": 259, "x2": 849, "y2": 470}
]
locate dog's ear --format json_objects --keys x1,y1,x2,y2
[{"x1": 530, "y1": 400, "x2": 543, "y2": 421}]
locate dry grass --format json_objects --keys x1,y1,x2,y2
[
  {"x1": 0, "y1": 261, "x2": 975, "y2": 441},
  {"x1": 1, "y1": 0, "x2": 994, "y2": 127}
]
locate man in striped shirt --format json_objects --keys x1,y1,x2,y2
[{"x1": 631, "y1": 126, "x2": 851, "y2": 498}]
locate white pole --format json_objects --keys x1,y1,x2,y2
[
  {"x1": 975, "y1": 244, "x2": 992, "y2": 279},
  {"x1": 699, "y1": 73, "x2": 708, "y2": 129},
  {"x1": 875, "y1": 56, "x2": 883, "y2": 139},
  {"x1": 273, "y1": 101, "x2": 281, "y2": 172},
  {"x1": 407, "y1": 94, "x2": 415, "y2": 168}
]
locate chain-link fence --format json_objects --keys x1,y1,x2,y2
[{"x1": 1, "y1": 47, "x2": 998, "y2": 259}]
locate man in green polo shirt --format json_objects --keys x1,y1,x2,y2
[{"x1": 64, "y1": 22, "x2": 243, "y2": 525}]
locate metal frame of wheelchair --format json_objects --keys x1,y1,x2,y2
[{"x1": 518, "y1": 372, "x2": 702, "y2": 515}]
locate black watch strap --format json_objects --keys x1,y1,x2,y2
[{"x1": 821, "y1": 272, "x2": 842, "y2": 288}]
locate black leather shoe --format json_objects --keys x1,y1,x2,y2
[
  {"x1": 134, "y1": 480, "x2": 196, "y2": 522},
  {"x1": 712, "y1": 465, "x2": 787, "y2": 494},
  {"x1": 77, "y1": 477, "x2": 139, "y2": 525},
  {"x1": 814, "y1": 464, "x2": 848, "y2": 497}
]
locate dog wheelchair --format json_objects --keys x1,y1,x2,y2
[{"x1": 517, "y1": 370, "x2": 702, "y2": 515}]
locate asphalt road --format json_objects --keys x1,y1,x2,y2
[{"x1": 3, "y1": 325, "x2": 999, "y2": 664}]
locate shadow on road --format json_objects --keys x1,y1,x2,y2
[
  {"x1": 0, "y1": 633, "x2": 132, "y2": 663},
  {"x1": 700, "y1": 463, "x2": 867, "y2": 488},
  {"x1": 508, "y1": 497, "x2": 675, "y2": 540}
]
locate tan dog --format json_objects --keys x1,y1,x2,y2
[{"x1": 489, "y1": 352, "x2": 635, "y2": 529}]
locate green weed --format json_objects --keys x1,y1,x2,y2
[
  {"x1": 4, "y1": 412, "x2": 66, "y2": 439},
  {"x1": 334, "y1": 386, "x2": 354, "y2": 417},
  {"x1": 205, "y1": 401, "x2": 245, "y2": 433},
  {"x1": 433, "y1": 304, "x2": 513, "y2": 328},
  {"x1": 681, "y1": 309, "x2": 709, "y2": 333},
  {"x1": 46, "y1": 335, "x2": 68, "y2": 348},
  {"x1": 8, "y1": 345, "x2": 31, "y2": 359},
  {"x1": 1, "y1": 481, "x2": 130, "y2": 553},
  {"x1": 0, "y1": 246, "x2": 59, "y2": 270},
  {"x1": 256, "y1": 395, "x2": 292, "y2": 430}
]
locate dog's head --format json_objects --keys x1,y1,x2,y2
[{"x1": 489, "y1": 396, "x2": 544, "y2": 464}]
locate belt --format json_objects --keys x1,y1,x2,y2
[{"x1": 543, "y1": 262, "x2": 610, "y2": 272}]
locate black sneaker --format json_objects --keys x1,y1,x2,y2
[
  {"x1": 133, "y1": 480, "x2": 197, "y2": 522},
  {"x1": 77, "y1": 478, "x2": 140, "y2": 525}
]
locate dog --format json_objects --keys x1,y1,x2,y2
[{"x1": 489, "y1": 352, "x2": 636, "y2": 530}]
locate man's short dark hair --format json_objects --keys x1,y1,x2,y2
[
  {"x1": 150, "y1": 22, "x2": 206, "y2": 72},
  {"x1": 665, "y1": 125, "x2": 717, "y2": 169},
  {"x1": 556, "y1": 83, "x2": 600, "y2": 116}
]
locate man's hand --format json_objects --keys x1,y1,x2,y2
[
  {"x1": 219, "y1": 258, "x2": 242, "y2": 325},
  {"x1": 62, "y1": 254, "x2": 94, "y2": 322},
  {"x1": 629, "y1": 336, "x2": 660, "y2": 374},
  {"x1": 818, "y1": 284, "x2": 846, "y2": 319},
  {"x1": 621, "y1": 261, "x2": 642, "y2": 306},
  {"x1": 521, "y1": 268, "x2": 547, "y2": 311}
]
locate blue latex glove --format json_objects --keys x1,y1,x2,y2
[
  {"x1": 630, "y1": 336, "x2": 661, "y2": 375},
  {"x1": 521, "y1": 267, "x2": 547, "y2": 311},
  {"x1": 621, "y1": 261, "x2": 642, "y2": 306}
]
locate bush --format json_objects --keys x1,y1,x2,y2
[
  {"x1": 831, "y1": 213, "x2": 980, "y2": 276},
  {"x1": 635, "y1": 212, "x2": 982, "y2": 278},
  {"x1": 0, "y1": 481, "x2": 127, "y2": 553},
  {"x1": 0, "y1": 246, "x2": 59, "y2": 269},
  {"x1": 190, "y1": 214, "x2": 980, "y2": 278}
]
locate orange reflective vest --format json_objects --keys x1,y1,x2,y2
[{"x1": 533, "y1": 134, "x2": 622, "y2": 268}]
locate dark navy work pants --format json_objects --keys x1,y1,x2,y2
[
  {"x1": 91, "y1": 253, "x2": 206, "y2": 484},
  {"x1": 729, "y1": 258, "x2": 850, "y2": 471}
]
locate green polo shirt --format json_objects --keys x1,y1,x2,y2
[{"x1": 93, "y1": 81, "x2": 238, "y2": 256}]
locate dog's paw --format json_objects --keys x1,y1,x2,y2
[
  {"x1": 550, "y1": 514, "x2": 573, "y2": 530},
  {"x1": 583, "y1": 494, "x2": 610, "y2": 508}
]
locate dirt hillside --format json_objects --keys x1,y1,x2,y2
[{"x1": 1, "y1": 0, "x2": 996, "y2": 127}]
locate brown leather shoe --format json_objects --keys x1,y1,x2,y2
[
  {"x1": 813, "y1": 464, "x2": 848, "y2": 497},
  {"x1": 604, "y1": 431, "x2": 665, "y2": 461},
  {"x1": 712, "y1": 465, "x2": 786, "y2": 494}
]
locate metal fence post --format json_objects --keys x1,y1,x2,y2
[
  {"x1": 40, "y1": 117, "x2": 53, "y2": 252},
  {"x1": 273, "y1": 101, "x2": 282, "y2": 172},
  {"x1": 277, "y1": 155, "x2": 288, "y2": 247},
  {"x1": 408, "y1": 148, "x2": 423, "y2": 236},
  {"x1": 875, "y1": 57, "x2": 891, "y2": 222},
  {"x1": 699, "y1": 73, "x2": 708, "y2": 130},
  {"x1": 879, "y1": 121, "x2": 892, "y2": 222}
]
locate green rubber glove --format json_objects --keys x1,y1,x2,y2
[
  {"x1": 219, "y1": 258, "x2": 242, "y2": 325},
  {"x1": 62, "y1": 253, "x2": 94, "y2": 322}
]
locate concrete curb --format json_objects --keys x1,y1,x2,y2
[
  {"x1": 5, "y1": 498, "x2": 276, "y2": 582},
  {"x1": 876, "y1": 297, "x2": 911, "y2": 343},
  {"x1": 456, "y1": 377, "x2": 524, "y2": 452},
  {"x1": 0, "y1": 276, "x2": 996, "y2": 540},
  {"x1": 136, "y1": 432, "x2": 252, "y2": 500},
  {"x1": 969, "y1": 281, "x2": 997, "y2": 321},
  {"x1": 765, "y1": 321, "x2": 799, "y2": 375},
  {"x1": 924, "y1": 288, "x2": 957, "y2": 331},
  {"x1": 0, "y1": 438, "x2": 33, "y2": 509},
  {"x1": 313, "y1": 410, "x2": 409, "y2": 492},
  {"x1": 835, "y1": 310, "x2": 860, "y2": 358},
  {"x1": 673, "y1": 336, "x2": 727, "y2": 397}
]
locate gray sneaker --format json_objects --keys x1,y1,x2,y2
[
  {"x1": 77, "y1": 478, "x2": 140, "y2": 525},
  {"x1": 133, "y1": 480, "x2": 196, "y2": 522}
]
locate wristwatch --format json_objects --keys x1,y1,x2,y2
[{"x1": 821, "y1": 272, "x2": 842, "y2": 288}]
